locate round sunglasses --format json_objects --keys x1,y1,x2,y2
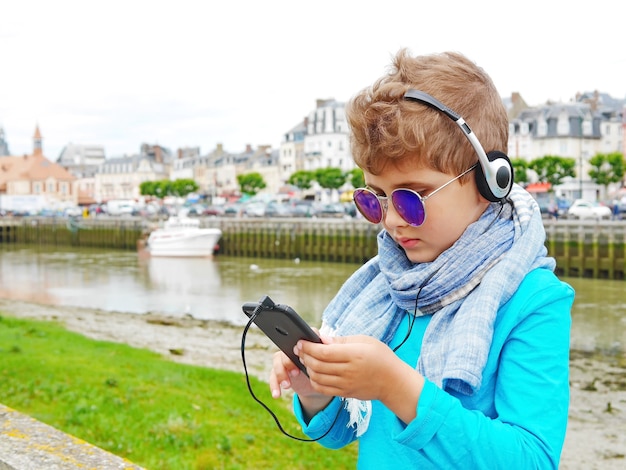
[{"x1": 353, "y1": 164, "x2": 478, "y2": 226}]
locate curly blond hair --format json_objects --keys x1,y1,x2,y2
[{"x1": 346, "y1": 49, "x2": 508, "y2": 177}]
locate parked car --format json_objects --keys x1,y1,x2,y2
[
  {"x1": 538, "y1": 197, "x2": 571, "y2": 219},
  {"x1": 264, "y1": 202, "x2": 294, "y2": 218},
  {"x1": 243, "y1": 202, "x2": 265, "y2": 217},
  {"x1": 223, "y1": 203, "x2": 243, "y2": 217},
  {"x1": 314, "y1": 202, "x2": 350, "y2": 218},
  {"x1": 566, "y1": 199, "x2": 612, "y2": 220},
  {"x1": 614, "y1": 197, "x2": 626, "y2": 220},
  {"x1": 290, "y1": 200, "x2": 316, "y2": 217},
  {"x1": 63, "y1": 206, "x2": 83, "y2": 217},
  {"x1": 183, "y1": 204, "x2": 206, "y2": 217},
  {"x1": 203, "y1": 205, "x2": 225, "y2": 217}
]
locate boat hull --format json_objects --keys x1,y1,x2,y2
[{"x1": 147, "y1": 228, "x2": 222, "y2": 257}]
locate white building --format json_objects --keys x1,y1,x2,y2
[
  {"x1": 170, "y1": 146, "x2": 201, "y2": 181},
  {"x1": 303, "y1": 99, "x2": 353, "y2": 172},
  {"x1": 95, "y1": 144, "x2": 171, "y2": 202},
  {"x1": 280, "y1": 120, "x2": 306, "y2": 180},
  {"x1": 509, "y1": 96, "x2": 624, "y2": 201},
  {"x1": 239, "y1": 145, "x2": 282, "y2": 196},
  {"x1": 57, "y1": 143, "x2": 106, "y2": 178}
]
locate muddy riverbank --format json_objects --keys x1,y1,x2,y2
[{"x1": 1, "y1": 298, "x2": 625, "y2": 469}]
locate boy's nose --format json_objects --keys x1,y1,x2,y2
[{"x1": 383, "y1": 200, "x2": 409, "y2": 227}]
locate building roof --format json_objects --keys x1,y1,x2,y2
[
  {"x1": 0, "y1": 153, "x2": 76, "y2": 192},
  {"x1": 57, "y1": 143, "x2": 106, "y2": 164}
]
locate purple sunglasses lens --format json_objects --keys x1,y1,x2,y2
[
  {"x1": 353, "y1": 189, "x2": 383, "y2": 223},
  {"x1": 392, "y1": 190, "x2": 425, "y2": 226}
]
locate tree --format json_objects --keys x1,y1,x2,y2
[
  {"x1": 588, "y1": 152, "x2": 625, "y2": 197},
  {"x1": 287, "y1": 170, "x2": 315, "y2": 190},
  {"x1": 528, "y1": 155, "x2": 576, "y2": 189},
  {"x1": 170, "y1": 178, "x2": 199, "y2": 197},
  {"x1": 139, "y1": 179, "x2": 198, "y2": 198},
  {"x1": 139, "y1": 180, "x2": 170, "y2": 198},
  {"x1": 510, "y1": 158, "x2": 529, "y2": 185},
  {"x1": 314, "y1": 167, "x2": 346, "y2": 191},
  {"x1": 155, "y1": 180, "x2": 172, "y2": 198},
  {"x1": 237, "y1": 172, "x2": 266, "y2": 196},
  {"x1": 139, "y1": 181, "x2": 157, "y2": 196},
  {"x1": 347, "y1": 168, "x2": 365, "y2": 188}
]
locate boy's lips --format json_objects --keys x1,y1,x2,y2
[{"x1": 396, "y1": 236, "x2": 420, "y2": 249}]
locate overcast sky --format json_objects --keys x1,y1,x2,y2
[{"x1": 1, "y1": 0, "x2": 624, "y2": 161}]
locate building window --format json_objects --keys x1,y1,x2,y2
[
  {"x1": 521, "y1": 122, "x2": 529, "y2": 135},
  {"x1": 538, "y1": 121, "x2": 547, "y2": 136},
  {"x1": 557, "y1": 117, "x2": 568, "y2": 135}
]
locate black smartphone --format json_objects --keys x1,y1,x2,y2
[{"x1": 242, "y1": 295, "x2": 322, "y2": 375}]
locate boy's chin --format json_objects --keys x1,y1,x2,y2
[{"x1": 403, "y1": 248, "x2": 438, "y2": 264}]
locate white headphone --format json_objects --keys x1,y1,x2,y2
[{"x1": 404, "y1": 89, "x2": 513, "y2": 202}]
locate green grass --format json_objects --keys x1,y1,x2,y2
[{"x1": 0, "y1": 315, "x2": 357, "y2": 469}]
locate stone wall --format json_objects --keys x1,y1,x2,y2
[{"x1": 0, "y1": 404, "x2": 144, "y2": 470}]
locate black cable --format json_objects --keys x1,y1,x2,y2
[
  {"x1": 242, "y1": 267, "x2": 438, "y2": 439},
  {"x1": 393, "y1": 296, "x2": 417, "y2": 353},
  {"x1": 241, "y1": 311, "x2": 342, "y2": 442},
  {"x1": 392, "y1": 268, "x2": 438, "y2": 353}
]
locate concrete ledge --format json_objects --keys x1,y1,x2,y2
[{"x1": 0, "y1": 404, "x2": 144, "y2": 470}]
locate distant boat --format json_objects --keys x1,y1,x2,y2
[{"x1": 146, "y1": 217, "x2": 222, "y2": 257}]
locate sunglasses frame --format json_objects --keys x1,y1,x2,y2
[{"x1": 353, "y1": 163, "x2": 478, "y2": 226}]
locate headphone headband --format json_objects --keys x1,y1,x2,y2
[{"x1": 403, "y1": 89, "x2": 512, "y2": 201}]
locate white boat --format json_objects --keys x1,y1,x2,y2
[{"x1": 146, "y1": 217, "x2": 222, "y2": 257}]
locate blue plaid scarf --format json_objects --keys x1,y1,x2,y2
[{"x1": 319, "y1": 184, "x2": 555, "y2": 434}]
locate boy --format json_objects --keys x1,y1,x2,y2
[{"x1": 270, "y1": 49, "x2": 574, "y2": 469}]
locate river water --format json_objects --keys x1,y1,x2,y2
[{"x1": 0, "y1": 244, "x2": 623, "y2": 356}]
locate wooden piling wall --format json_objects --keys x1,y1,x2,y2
[
  {"x1": 0, "y1": 218, "x2": 145, "y2": 250},
  {"x1": 1, "y1": 217, "x2": 625, "y2": 279},
  {"x1": 544, "y1": 219, "x2": 626, "y2": 280},
  {"x1": 212, "y1": 218, "x2": 626, "y2": 279},
  {"x1": 216, "y1": 219, "x2": 380, "y2": 264}
]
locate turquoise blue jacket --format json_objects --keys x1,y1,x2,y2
[{"x1": 294, "y1": 268, "x2": 574, "y2": 469}]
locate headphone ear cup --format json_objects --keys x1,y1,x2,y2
[{"x1": 475, "y1": 151, "x2": 513, "y2": 202}]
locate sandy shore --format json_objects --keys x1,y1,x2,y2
[{"x1": 1, "y1": 298, "x2": 625, "y2": 469}]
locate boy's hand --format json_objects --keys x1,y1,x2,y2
[
  {"x1": 269, "y1": 326, "x2": 327, "y2": 399},
  {"x1": 296, "y1": 335, "x2": 424, "y2": 423},
  {"x1": 295, "y1": 335, "x2": 397, "y2": 401},
  {"x1": 269, "y1": 335, "x2": 335, "y2": 420},
  {"x1": 269, "y1": 350, "x2": 316, "y2": 399}
]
